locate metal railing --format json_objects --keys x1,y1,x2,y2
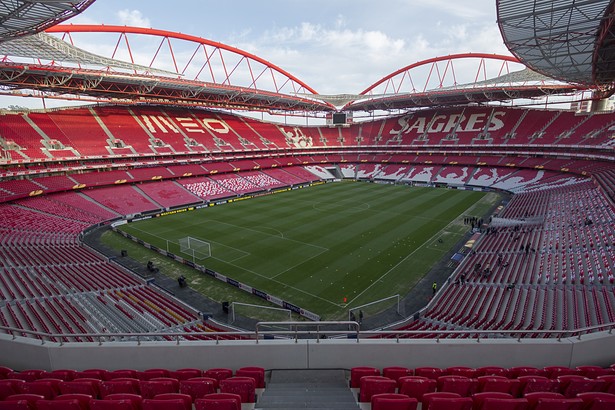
[{"x1": 1, "y1": 320, "x2": 614, "y2": 346}]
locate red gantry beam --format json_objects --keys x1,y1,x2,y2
[
  {"x1": 345, "y1": 53, "x2": 585, "y2": 111},
  {"x1": 46, "y1": 25, "x2": 319, "y2": 95},
  {"x1": 0, "y1": 24, "x2": 335, "y2": 111}
]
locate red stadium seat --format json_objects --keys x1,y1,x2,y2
[
  {"x1": 359, "y1": 376, "x2": 397, "y2": 402},
  {"x1": 152, "y1": 393, "x2": 191, "y2": 410},
  {"x1": 524, "y1": 392, "x2": 565, "y2": 409},
  {"x1": 8, "y1": 370, "x2": 44, "y2": 382},
  {"x1": 415, "y1": 367, "x2": 446, "y2": 380},
  {"x1": 0, "y1": 402, "x2": 32, "y2": 410},
  {"x1": 371, "y1": 393, "x2": 418, "y2": 410},
  {"x1": 531, "y1": 397, "x2": 584, "y2": 410},
  {"x1": 102, "y1": 393, "x2": 143, "y2": 410},
  {"x1": 3, "y1": 394, "x2": 45, "y2": 409},
  {"x1": 0, "y1": 367, "x2": 13, "y2": 380},
  {"x1": 476, "y1": 367, "x2": 509, "y2": 378},
  {"x1": 557, "y1": 375, "x2": 605, "y2": 398},
  {"x1": 575, "y1": 366, "x2": 613, "y2": 379},
  {"x1": 18, "y1": 380, "x2": 60, "y2": 399},
  {"x1": 136, "y1": 370, "x2": 169, "y2": 381},
  {"x1": 597, "y1": 375, "x2": 615, "y2": 394},
  {"x1": 436, "y1": 375, "x2": 478, "y2": 396},
  {"x1": 179, "y1": 378, "x2": 217, "y2": 400},
  {"x1": 138, "y1": 379, "x2": 179, "y2": 399},
  {"x1": 218, "y1": 377, "x2": 256, "y2": 403},
  {"x1": 477, "y1": 375, "x2": 520, "y2": 395},
  {"x1": 350, "y1": 367, "x2": 380, "y2": 388},
  {"x1": 446, "y1": 367, "x2": 476, "y2": 378},
  {"x1": 168, "y1": 369, "x2": 202, "y2": 381},
  {"x1": 543, "y1": 367, "x2": 578, "y2": 379},
  {"x1": 421, "y1": 392, "x2": 462, "y2": 410},
  {"x1": 141, "y1": 399, "x2": 186, "y2": 410},
  {"x1": 40, "y1": 370, "x2": 76, "y2": 382},
  {"x1": 107, "y1": 371, "x2": 138, "y2": 381},
  {"x1": 480, "y1": 397, "x2": 529, "y2": 410},
  {"x1": 74, "y1": 370, "x2": 109, "y2": 381},
  {"x1": 427, "y1": 396, "x2": 473, "y2": 410},
  {"x1": 59, "y1": 379, "x2": 101, "y2": 398},
  {"x1": 382, "y1": 367, "x2": 413, "y2": 382},
  {"x1": 202, "y1": 369, "x2": 232, "y2": 384},
  {"x1": 0, "y1": 380, "x2": 25, "y2": 400},
  {"x1": 235, "y1": 367, "x2": 265, "y2": 388},
  {"x1": 100, "y1": 379, "x2": 140, "y2": 398},
  {"x1": 397, "y1": 376, "x2": 437, "y2": 400},
  {"x1": 518, "y1": 376, "x2": 559, "y2": 395},
  {"x1": 510, "y1": 367, "x2": 546, "y2": 379},
  {"x1": 36, "y1": 398, "x2": 85, "y2": 410},
  {"x1": 576, "y1": 392, "x2": 615, "y2": 410},
  {"x1": 89, "y1": 399, "x2": 135, "y2": 410},
  {"x1": 194, "y1": 393, "x2": 242, "y2": 410},
  {"x1": 472, "y1": 392, "x2": 514, "y2": 409},
  {"x1": 53, "y1": 394, "x2": 93, "y2": 410}
]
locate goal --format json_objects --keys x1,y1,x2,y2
[
  {"x1": 348, "y1": 294, "x2": 401, "y2": 324},
  {"x1": 179, "y1": 236, "x2": 211, "y2": 261},
  {"x1": 230, "y1": 302, "x2": 292, "y2": 324}
]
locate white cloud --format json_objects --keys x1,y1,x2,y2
[
  {"x1": 233, "y1": 18, "x2": 508, "y2": 95},
  {"x1": 117, "y1": 9, "x2": 151, "y2": 28}
]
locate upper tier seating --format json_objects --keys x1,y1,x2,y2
[
  {"x1": 45, "y1": 109, "x2": 113, "y2": 157},
  {"x1": 137, "y1": 181, "x2": 201, "y2": 208},
  {"x1": 92, "y1": 107, "x2": 155, "y2": 155},
  {"x1": 2, "y1": 106, "x2": 614, "y2": 163}
]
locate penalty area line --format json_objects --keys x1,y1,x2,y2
[{"x1": 221, "y1": 259, "x2": 342, "y2": 308}]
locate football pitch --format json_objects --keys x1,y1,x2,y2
[{"x1": 118, "y1": 182, "x2": 492, "y2": 319}]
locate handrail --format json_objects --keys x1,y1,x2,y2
[
  {"x1": 255, "y1": 321, "x2": 361, "y2": 343},
  {"x1": 1, "y1": 321, "x2": 614, "y2": 346}
]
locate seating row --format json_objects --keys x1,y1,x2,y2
[
  {"x1": 0, "y1": 392, "x2": 244, "y2": 410},
  {"x1": 366, "y1": 391, "x2": 615, "y2": 410}
]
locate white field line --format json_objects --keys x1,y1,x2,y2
[{"x1": 347, "y1": 200, "x2": 479, "y2": 306}]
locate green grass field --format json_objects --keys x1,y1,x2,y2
[{"x1": 115, "y1": 181, "x2": 495, "y2": 319}]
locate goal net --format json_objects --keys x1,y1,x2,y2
[
  {"x1": 348, "y1": 294, "x2": 401, "y2": 324},
  {"x1": 179, "y1": 236, "x2": 211, "y2": 261},
  {"x1": 230, "y1": 302, "x2": 292, "y2": 324}
]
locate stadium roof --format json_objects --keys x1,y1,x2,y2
[
  {"x1": 0, "y1": 15, "x2": 599, "y2": 113},
  {"x1": 0, "y1": 0, "x2": 95, "y2": 43},
  {"x1": 497, "y1": 0, "x2": 615, "y2": 90},
  {"x1": 0, "y1": 32, "x2": 175, "y2": 75}
]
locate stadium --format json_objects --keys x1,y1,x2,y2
[{"x1": 0, "y1": 1, "x2": 614, "y2": 409}]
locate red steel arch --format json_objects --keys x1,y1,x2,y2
[
  {"x1": 46, "y1": 24, "x2": 320, "y2": 96},
  {"x1": 360, "y1": 53, "x2": 522, "y2": 96},
  {"x1": 342, "y1": 53, "x2": 583, "y2": 111}
]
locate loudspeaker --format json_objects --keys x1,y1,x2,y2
[{"x1": 222, "y1": 301, "x2": 230, "y2": 314}]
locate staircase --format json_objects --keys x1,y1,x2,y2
[{"x1": 256, "y1": 369, "x2": 359, "y2": 410}]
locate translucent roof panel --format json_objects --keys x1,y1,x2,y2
[
  {"x1": 0, "y1": 0, "x2": 96, "y2": 42},
  {"x1": 497, "y1": 0, "x2": 615, "y2": 85}
]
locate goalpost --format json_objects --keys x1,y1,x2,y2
[
  {"x1": 230, "y1": 302, "x2": 292, "y2": 324},
  {"x1": 179, "y1": 236, "x2": 211, "y2": 262},
  {"x1": 348, "y1": 294, "x2": 400, "y2": 322}
]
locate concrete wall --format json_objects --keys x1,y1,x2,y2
[{"x1": 1, "y1": 331, "x2": 614, "y2": 371}]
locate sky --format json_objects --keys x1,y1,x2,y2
[{"x1": 2, "y1": 0, "x2": 514, "y2": 109}]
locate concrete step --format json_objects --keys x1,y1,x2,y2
[{"x1": 256, "y1": 369, "x2": 359, "y2": 410}]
